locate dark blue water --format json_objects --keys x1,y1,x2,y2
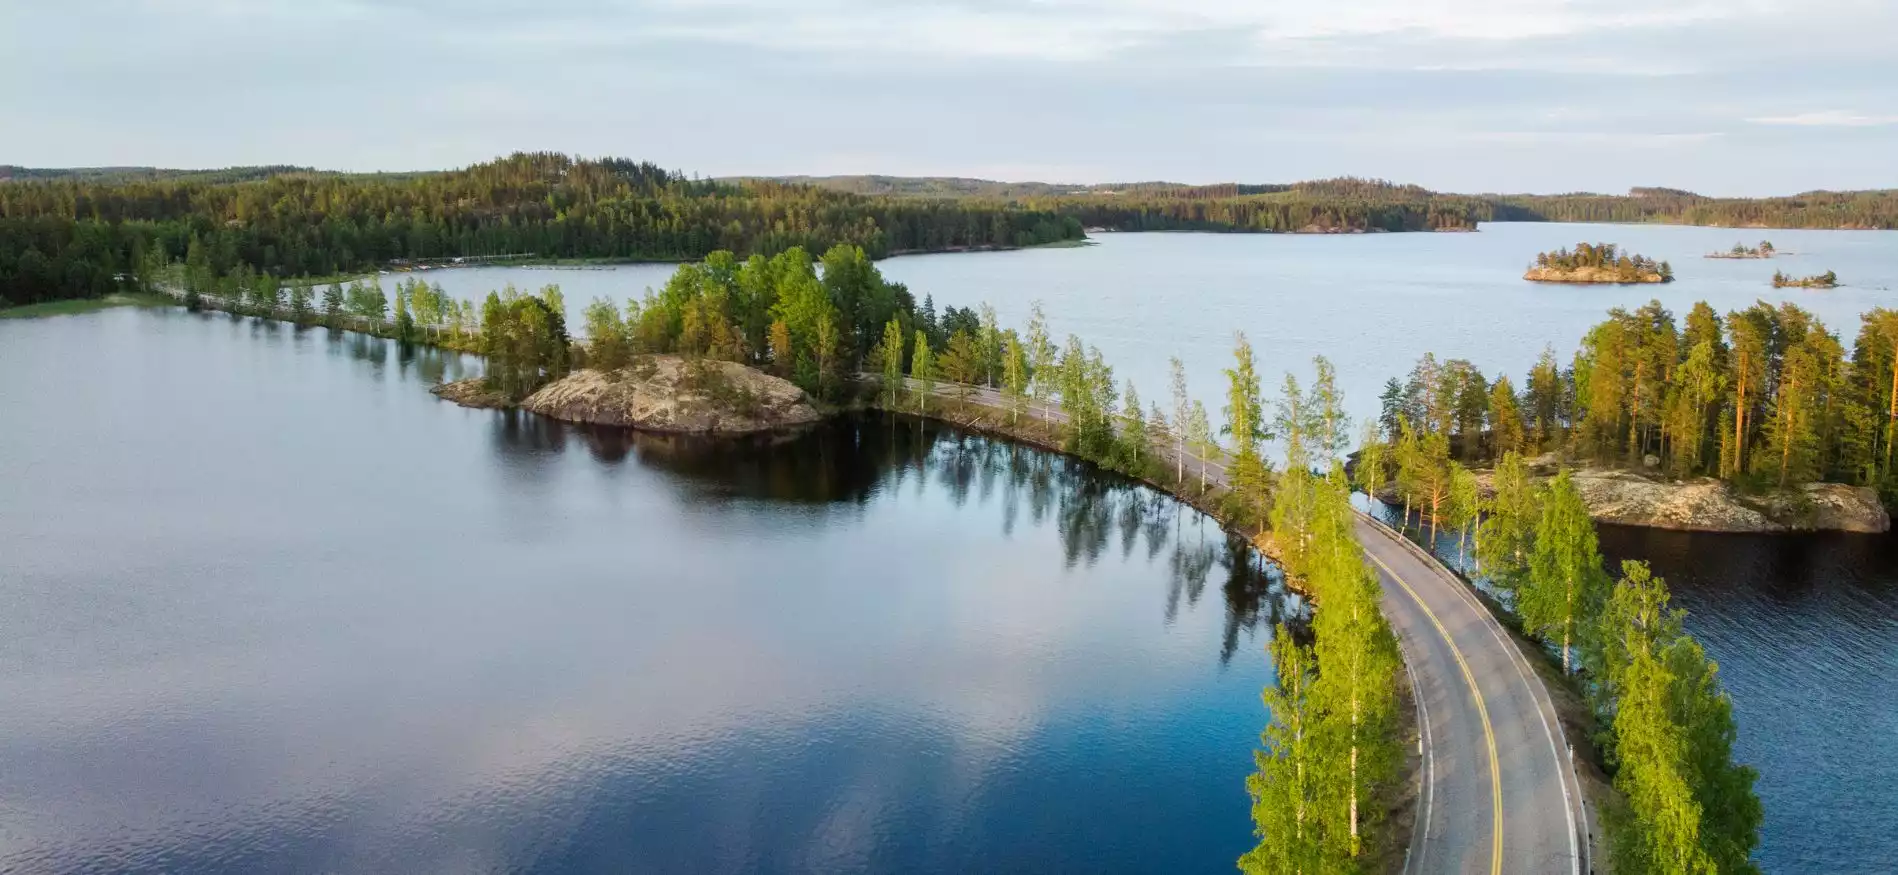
[
  {"x1": 1596, "y1": 527, "x2": 1898, "y2": 874},
  {"x1": 0, "y1": 308, "x2": 1293, "y2": 873}
]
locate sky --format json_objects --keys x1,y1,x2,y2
[{"x1": 5, "y1": 0, "x2": 1896, "y2": 195}]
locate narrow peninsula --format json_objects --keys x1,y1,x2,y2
[{"x1": 1524, "y1": 242, "x2": 1674, "y2": 284}]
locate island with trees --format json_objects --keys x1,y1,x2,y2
[
  {"x1": 1524, "y1": 242, "x2": 1675, "y2": 284},
  {"x1": 1772, "y1": 269, "x2": 1838, "y2": 289},
  {"x1": 1708, "y1": 241, "x2": 1777, "y2": 259}
]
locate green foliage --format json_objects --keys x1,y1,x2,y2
[
  {"x1": 873, "y1": 317, "x2": 907, "y2": 408},
  {"x1": 1224, "y1": 332, "x2": 1271, "y2": 531},
  {"x1": 1387, "y1": 298, "x2": 1898, "y2": 501},
  {"x1": 582, "y1": 298, "x2": 632, "y2": 371},
  {"x1": 939, "y1": 330, "x2": 982, "y2": 393},
  {"x1": 1530, "y1": 242, "x2": 1672, "y2": 282},
  {"x1": 1599, "y1": 562, "x2": 1763, "y2": 875},
  {"x1": 0, "y1": 152, "x2": 1087, "y2": 308},
  {"x1": 479, "y1": 287, "x2": 571, "y2": 400},
  {"x1": 1243, "y1": 629, "x2": 1322, "y2": 874},
  {"x1": 1523, "y1": 470, "x2": 1608, "y2": 673},
  {"x1": 1245, "y1": 468, "x2": 1402, "y2": 872},
  {"x1": 909, "y1": 330, "x2": 935, "y2": 413},
  {"x1": 1446, "y1": 462, "x2": 1480, "y2": 564},
  {"x1": 1475, "y1": 451, "x2": 1540, "y2": 595},
  {"x1": 1001, "y1": 330, "x2": 1030, "y2": 424},
  {"x1": 1771, "y1": 270, "x2": 1838, "y2": 289}
]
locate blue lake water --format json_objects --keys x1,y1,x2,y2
[
  {"x1": 7, "y1": 222, "x2": 1898, "y2": 871},
  {"x1": 0, "y1": 309, "x2": 1288, "y2": 873}
]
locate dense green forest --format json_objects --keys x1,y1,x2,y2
[
  {"x1": 1377, "y1": 299, "x2": 1898, "y2": 500},
  {"x1": 1496, "y1": 188, "x2": 1898, "y2": 230},
  {"x1": 0, "y1": 152, "x2": 1084, "y2": 308}
]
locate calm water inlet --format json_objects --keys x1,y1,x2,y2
[{"x1": 0, "y1": 309, "x2": 1289, "y2": 873}]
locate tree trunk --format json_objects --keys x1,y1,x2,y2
[
  {"x1": 1429, "y1": 492, "x2": 1440, "y2": 542},
  {"x1": 1886, "y1": 355, "x2": 1896, "y2": 473}
]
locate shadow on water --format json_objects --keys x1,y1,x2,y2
[{"x1": 488, "y1": 408, "x2": 1298, "y2": 664}]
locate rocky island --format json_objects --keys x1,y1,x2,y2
[
  {"x1": 1707, "y1": 240, "x2": 1777, "y2": 259},
  {"x1": 1773, "y1": 269, "x2": 1839, "y2": 289},
  {"x1": 1524, "y1": 242, "x2": 1674, "y2": 284},
  {"x1": 434, "y1": 354, "x2": 821, "y2": 434}
]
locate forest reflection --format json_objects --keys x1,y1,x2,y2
[{"x1": 488, "y1": 410, "x2": 1302, "y2": 664}]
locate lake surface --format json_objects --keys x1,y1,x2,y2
[
  {"x1": 405, "y1": 222, "x2": 1898, "y2": 428},
  {"x1": 0, "y1": 309, "x2": 1289, "y2": 874},
  {"x1": 396, "y1": 224, "x2": 1898, "y2": 872}
]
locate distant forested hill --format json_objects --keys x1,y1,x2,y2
[
  {"x1": 0, "y1": 152, "x2": 1083, "y2": 306},
  {"x1": 1494, "y1": 188, "x2": 1898, "y2": 229},
  {"x1": 0, "y1": 165, "x2": 317, "y2": 185},
  {"x1": 7, "y1": 153, "x2": 1897, "y2": 309},
  {"x1": 764, "y1": 174, "x2": 1898, "y2": 232}
]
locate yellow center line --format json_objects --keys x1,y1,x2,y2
[{"x1": 1367, "y1": 549, "x2": 1504, "y2": 875}]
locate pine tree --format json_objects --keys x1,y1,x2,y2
[{"x1": 1487, "y1": 375, "x2": 1525, "y2": 461}]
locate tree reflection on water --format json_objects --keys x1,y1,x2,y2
[{"x1": 488, "y1": 410, "x2": 1301, "y2": 664}]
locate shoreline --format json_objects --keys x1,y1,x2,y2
[
  {"x1": 854, "y1": 384, "x2": 1423, "y2": 872},
  {"x1": 0, "y1": 291, "x2": 174, "y2": 319}
]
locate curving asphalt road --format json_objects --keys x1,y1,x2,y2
[
  {"x1": 1356, "y1": 516, "x2": 1586, "y2": 875},
  {"x1": 888, "y1": 377, "x2": 1589, "y2": 874}
]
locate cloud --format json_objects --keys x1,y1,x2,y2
[
  {"x1": 1747, "y1": 110, "x2": 1898, "y2": 127},
  {"x1": 4, "y1": 0, "x2": 1898, "y2": 192}
]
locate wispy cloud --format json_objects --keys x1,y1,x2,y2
[{"x1": 1747, "y1": 110, "x2": 1898, "y2": 127}]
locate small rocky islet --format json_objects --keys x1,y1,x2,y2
[{"x1": 433, "y1": 354, "x2": 821, "y2": 435}]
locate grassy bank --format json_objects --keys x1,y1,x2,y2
[{"x1": 0, "y1": 292, "x2": 176, "y2": 319}]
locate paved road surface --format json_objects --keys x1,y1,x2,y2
[
  {"x1": 891, "y1": 377, "x2": 1587, "y2": 875},
  {"x1": 1356, "y1": 517, "x2": 1584, "y2": 875}
]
